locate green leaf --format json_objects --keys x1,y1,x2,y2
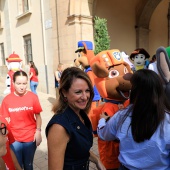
[{"x1": 93, "y1": 16, "x2": 110, "y2": 55}]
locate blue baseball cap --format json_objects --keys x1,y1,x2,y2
[{"x1": 75, "y1": 41, "x2": 93, "y2": 53}]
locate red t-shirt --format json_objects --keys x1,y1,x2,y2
[
  {"x1": 29, "y1": 68, "x2": 38, "y2": 82},
  {"x1": 0, "y1": 116, "x2": 15, "y2": 170},
  {"x1": 0, "y1": 91, "x2": 42, "y2": 142}
]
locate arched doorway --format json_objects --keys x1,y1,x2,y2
[
  {"x1": 92, "y1": 0, "x2": 167, "y2": 54},
  {"x1": 136, "y1": 0, "x2": 164, "y2": 49}
]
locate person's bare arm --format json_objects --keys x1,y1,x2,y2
[
  {"x1": 29, "y1": 72, "x2": 33, "y2": 79},
  {"x1": 0, "y1": 157, "x2": 7, "y2": 170},
  {"x1": 47, "y1": 124, "x2": 69, "y2": 170},
  {"x1": 55, "y1": 71, "x2": 60, "y2": 82},
  {"x1": 34, "y1": 114, "x2": 42, "y2": 146},
  {"x1": 10, "y1": 148, "x2": 22, "y2": 170}
]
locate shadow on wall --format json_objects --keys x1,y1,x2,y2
[{"x1": 47, "y1": 97, "x2": 56, "y2": 105}]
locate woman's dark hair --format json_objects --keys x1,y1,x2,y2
[
  {"x1": 52, "y1": 67, "x2": 94, "y2": 114},
  {"x1": 129, "y1": 69, "x2": 170, "y2": 142},
  {"x1": 29, "y1": 61, "x2": 38, "y2": 76},
  {"x1": 13, "y1": 70, "x2": 28, "y2": 82}
]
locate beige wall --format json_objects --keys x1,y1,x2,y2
[
  {"x1": 94, "y1": 0, "x2": 140, "y2": 55},
  {"x1": 0, "y1": 0, "x2": 54, "y2": 92},
  {"x1": 40, "y1": 0, "x2": 54, "y2": 94},
  {"x1": 94, "y1": 0, "x2": 169, "y2": 57},
  {"x1": 0, "y1": 0, "x2": 12, "y2": 58},
  {"x1": 8, "y1": 1, "x2": 44, "y2": 64},
  {"x1": 55, "y1": 0, "x2": 94, "y2": 66}
]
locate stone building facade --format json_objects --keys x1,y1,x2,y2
[{"x1": 0, "y1": 0, "x2": 169, "y2": 95}]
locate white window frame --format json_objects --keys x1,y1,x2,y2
[{"x1": 18, "y1": 0, "x2": 30, "y2": 15}]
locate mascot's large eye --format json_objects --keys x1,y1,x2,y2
[
  {"x1": 124, "y1": 67, "x2": 129, "y2": 74},
  {"x1": 109, "y1": 70, "x2": 119, "y2": 78}
]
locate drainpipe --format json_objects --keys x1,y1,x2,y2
[
  {"x1": 40, "y1": 0, "x2": 49, "y2": 94},
  {"x1": 55, "y1": 0, "x2": 61, "y2": 62}
]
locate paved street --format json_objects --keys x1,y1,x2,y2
[{"x1": 0, "y1": 81, "x2": 99, "y2": 170}]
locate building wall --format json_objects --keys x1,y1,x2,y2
[
  {"x1": 40, "y1": 0, "x2": 54, "y2": 94},
  {"x1": 55, "y1": 0, "x2": 94, "y2": 67},
  {"x1": 94, "y1": 0, "x2": 139, "y2": 55},
  {"x1": 94, "y1": 0, "x2": 169, "y2": 58},
  {"x1": 0, "y1": 0, "x2": 12, "y2": 60},
  {"x1": 149, "y1": 0, "x2": 169, "y2": 56},
  {"x1": 0, "y1": 0, "x2": 52, "y2": 94}
]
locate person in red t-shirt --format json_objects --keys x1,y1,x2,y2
[
  {"x1": 29, "y1": 61, "x2": 39, "y2": 95},
  {"x1": 0, "y1": 70, "x2": 42, "y2": 170},
  {"x1": 0, "y1": 116, "x2": 22, "y2": 170}
]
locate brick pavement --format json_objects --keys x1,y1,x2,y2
[{"x1": 0, "y1": 82, "x2": 99, "y2": 170}]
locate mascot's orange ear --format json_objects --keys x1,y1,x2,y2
[
  {"x1": 91, "y1": 63, "x2": 109, "y2": 78},
  {"x1": 89, "y1": 51, "x2": 109, "y2": 78},
  {"x1": 82, "y1": 42, "x2": 95, "y2": 64},
  {"x1": 82, "y1": 42, "x2": 108, "y2": 77}
]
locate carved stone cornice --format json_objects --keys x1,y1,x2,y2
[{"x1": 67, "y1": 14, "x2": 93, "y2": 25}]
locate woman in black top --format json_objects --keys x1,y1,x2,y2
[{"x1": 46, "y1": 67, "x2": 105, "y2": 170}]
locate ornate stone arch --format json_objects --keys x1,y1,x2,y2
[
  {"x1": 68, "y1": 0, "x2": 164, "y2": 50},
  {"x1": 67, "y1": 0, "x2": 94, "y2": 41},
  {"x1": 135, "y1": 0, "x2": 163, "y2": 49},
  {"x1": 92, "y1": 0, "x2": 164, "y2": 50}
]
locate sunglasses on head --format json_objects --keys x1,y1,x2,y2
[{"x1": 0, "y1": 123, "x2": 7, "y2": 135}]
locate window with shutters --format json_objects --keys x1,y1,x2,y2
[
  {"x1": 23, "y1": 34, "x2": 33, "y2": 64},
  {"x1": 0, "y1": 43, "x2": 5, "y2": 65},
  {"x1": 17, "y1": 0, "x2": 31, "y2": 19}
]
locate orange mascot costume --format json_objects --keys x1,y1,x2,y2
[
  {"x1": 74, "y1": 41, "x2": 101, "y2": 121},
  {"x1": 83, "y1": 43, "x2": 132, "y2": 170}
]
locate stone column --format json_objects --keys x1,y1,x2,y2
[
  {"x1": 68, "y1": 0, "x2": 94, "y2": 41},
  {"x1": 67, "y1": 14, "x2": 93, "y2": 40},
  {"x1": 136, "y1": 26, "x2": 150, "y2": 51}
]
